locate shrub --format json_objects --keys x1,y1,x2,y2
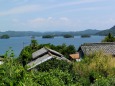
[{"x1": 72, "y1": 52, "x2": 115, "y2": 85}]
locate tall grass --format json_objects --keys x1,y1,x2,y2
[
  {"x1": 73, "y1": 52, "x2": 115, "y2": 85},
  {"x1": 0, "y1": 51, "x2": 115, "y2": 86}
]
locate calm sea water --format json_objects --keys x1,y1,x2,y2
[{"x1": 0, "y1": 36, "x2": 104, "y2": 56}]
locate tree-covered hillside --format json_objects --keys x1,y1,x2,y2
[
  {"x1": 0, "y1": 29, "x2": 100, "y2": 37},
  {"x1": 96, "y1": 25, "x2": 115, "y2": 36}
]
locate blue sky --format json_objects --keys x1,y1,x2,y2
[{"x1": 0, "y1": 0, "x2": 115, "y2": 32}]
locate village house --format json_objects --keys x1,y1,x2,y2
[
  {"x1": 27, "y1": 47, "x2": 70, "y2": 70},
  {"x1": 77, "y1": 42, "x2": 115, "y2": 58},
  {"x1": 69, "y1": 53, "x2": 81, "y2": 62}
]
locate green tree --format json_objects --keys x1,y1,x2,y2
[
  {"x1": 19, "y1": 37, "x2": 38, "y2": 66},
  {"x1": 19, "y1": 46, "x2": 33, "y2": 66},
  {"x1": 30, "y1": 36, "x2": 38, "y2": 49},
  {"x1": 102, "y1": 33, "x2": 115, "y2": 42}
]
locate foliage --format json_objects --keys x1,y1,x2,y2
[
  {"x1": 0, "y1": 50, "x2": 76, "y2": 86},
  {"x1": 42, "y1": 35, "x2": 54, "y2": 38},
  {"x1": 73, "y1": 52, "x2": 115, "y2": 85},
  {"x1": 30, "y1": 37, "x2": 38, "y2": 49},
  {"x1": 33, "y1": 69, "x2": 76, "y2": 86},
  {"x1": 19, "y1": 39, "x2": 76, "y2": 66},
  {"x1": 36, "y1": 58, "x2": 72, "y2": 72},
  {"x1": 63, "y1": 34, "x2": 74, "y2": 38},
  {"x1": 19, "y1": 39, "x2": 39, "y2": 66},
  {"x1": 0, "y1": 50, "x2": 38, "y2": 86},
  {"x1": 96, "y1": 25, "x2": 115, "y2": 36},
  {"x1": 1, "y1": 49, "x2": 115, "y2": 85},
  {"x1": 19, "y1": 46, "x2": 33, "y2": 66},
  {"x1": 81, "y1": 34, "x2": 91, "y2": 38},
  {"x1": 0, "y1": 29, "x2": 100, "y2": 37},
  {"x1": 102, "y1": 33, "x2": 115, "y2": 42},
  {"x1": 0, "y1": 34, "x2": 10, "y2": 39}
]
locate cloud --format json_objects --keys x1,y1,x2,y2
[
  {"x1": 59, "y1": 17, "x2": 69, "y2": 21},
  {"x1": 12, "y1": 0, "x2": 28, "y2": 2},
  {"x1": 0, "y1": 5, "x2": 41, "y2": 16},
  {"x1": 27, "y1": 17, "x2": 71, "y2": 29},
  {"x1": 0, "y1": 0, "x2": 106, "y2": 16},
  {"x1": 12, "y1": 19, "x2": 19, "y2": 22},
  {"x1": 60, "y1": 6, "x2": 109, "y2": 14},
  {"x1": 46, "y1": 0, "x2": 105, "y2": 9}
]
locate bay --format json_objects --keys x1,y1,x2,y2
[{"x1": 0, "y1": 36, "x2": 104, "y2": 56}]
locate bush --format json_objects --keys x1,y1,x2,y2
[
  {"x1": 0, "y1": 53, "x2": 37, "y2": 86},
  {"x1": 102, "y1": 33, "x2": 115, "y2": 42},
  {"x1": 1, "y1": 47, "x2": 115, "y2": 85},
  {"x1": 72, "y1": 52, "x2": 115, "y2": 85},
  {"x1": 34, "y1": 69, "x2": 76, "y2": 86}
]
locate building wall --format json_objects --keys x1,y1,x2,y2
[{"x1": 0, "y1": 61, "x2": 3, "y2": 65}]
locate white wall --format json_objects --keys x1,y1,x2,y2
[{"x1": 0, "y1": 61, "x2": 3, "y2": 65}]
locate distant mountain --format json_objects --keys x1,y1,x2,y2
[
  {"x1": 96, "y1": 26, "x2": 115, "y2": 36},
  {"x1": 0, "y1": 31, "x2": 42, "y2": 37},
  {"x1": 0, "y1": 29, "x2": 100, "y2": 37},
  {"x1": 76, "y1": 29, "x2": 100, "y2": 35},
  {"x1": 42, "y1": 29, "x2": 100, "y2": 36}
]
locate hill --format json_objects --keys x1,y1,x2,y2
[
  {"x1": 76, "y1": 29, "x2": 100, "y2": 35},
  {"x1": 0, "y1": 31, "x2": 42, "y2": 37},
  {"x1": 0, "y1": 29, "x2": 100, "y2": 37},
  {"x1": 96, "y1": 25, "x2": 115, "y2": 36}
]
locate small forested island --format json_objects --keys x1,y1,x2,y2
[
  {"x1": 63, "y1": 34, "x2": 74, "y2": 38},
  {"x1": 42, "y1": 35, "x2": 54, "y2": 38},
  {"x1": 0, "y1": 34, "x2": 10, "y2": 39},
  {"x1": 81, "y1": 35, "x2": 91, "y2": 38}
]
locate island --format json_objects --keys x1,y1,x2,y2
[
  {"x1": 42, "y1": 35, "x2": 54, "y2": 38},
  {"x1": 81, "y1": 35, "x2": 91, "y2": 38},
  {"x1": 63, "y1": 34, "x2": 74, "y2": 38},
  {"x1": 0, "y1": 34, "x2": 10, "y2": 39}
]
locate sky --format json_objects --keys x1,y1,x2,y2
[{"x1": 0, "y1": 0, "x2": 115, "y2": 32}]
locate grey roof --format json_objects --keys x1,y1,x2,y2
[
  {"x1": 27, "y1": 54, "x2": 53, "y2": 70},
  {"x1": 32, "y1": 47, "x2": 63, "y2": 59},
  {"x1": 32, "y1": 47, "x2": 48, "y2": 59},
  {"x1": 78, "y1": 42, "x2": 115, "y2": 55},
  {"x1": 47, "y1": 48, "x2": 63, "y2": 57},
  {"x1": 27, "y1": 47, "x2": 70, "y2": 70}
]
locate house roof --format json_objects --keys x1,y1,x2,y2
[
  {"x1": 78, "y1": 42, "x2": 115, "y2": 55},
  {"x1": 69, "y1": 53, "x2": 80, "y2": 59},
  {"x1": 27, "y1": 47, "x2": 70, "y2": 70},
  {"x1": 27, "y1": 54, "x2": 53, "y2": 70},
  {"x1": 32, "y1": 47, "x2": 63, "y2": 59}
]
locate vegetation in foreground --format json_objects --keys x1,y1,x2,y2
[
  {"x1": 0, "y1": 48, "x2": 115, "y2": 86},
  {"x1": 1, "y1": 37, "x2": 115, "y2": 86},
  {"x1": 102, "y1": 33, "x2": 115, "y2": 42},
  {"x1": 19, "y1": 39, "x2": 76, "y2": 66}
]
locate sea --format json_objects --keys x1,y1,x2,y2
[{"x1": 0, "y1": 36, "x2": 104, "y2": 56}]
